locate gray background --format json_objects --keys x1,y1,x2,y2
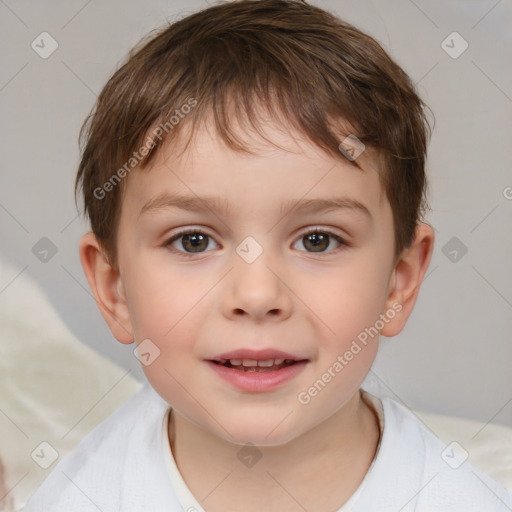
[{"x1": 1, "y1": 0, "x2": 511, "y2": 426}]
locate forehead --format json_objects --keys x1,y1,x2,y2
[{"x1": 122, "y1": 115, "x2": 388, "y2": 224}]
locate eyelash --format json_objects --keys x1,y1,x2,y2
[{"x1": 163, "y1": 228, "x2": 350, "y2": 258}]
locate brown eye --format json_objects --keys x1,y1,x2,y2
[
  {"x1": 293, "y1": 229, "x2": 346, "y2": 253},
  {"x1": 180, "y1": 232, "x2": 209, "y2": 252},
  {"x1": 165, "y1": 230, "x2": 218, "y2": 255},
  {"x1": 303, "y1": 232, "x2": 329, "y2": 252}
]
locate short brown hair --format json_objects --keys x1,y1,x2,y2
[{"x1": 75, "y1": 0, "x2": 432, "y2": 268}]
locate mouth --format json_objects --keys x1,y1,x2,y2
[
  {"x1": 209, "y1": 358, "x2": 305, "y2": 372},
  {"x1": 206, "y1": 354, "x2": 309, "y2": 392}
]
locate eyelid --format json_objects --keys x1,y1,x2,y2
[
  {"x1": 293, "y1": 226, "x2": 350, "y2": 253},
  {"x1": 164, "y1": 225, "x2": 350, "y2": 257},
  {"x1": 164, "y1": 227, "x2": 219, "y2": 258},
  {"x1": 296, "y1": 226, "x2": 349, "y2": 242}
]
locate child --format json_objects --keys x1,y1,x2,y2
[{"x1": 24, "y1": 0, "x2": 512, "y2": 510}]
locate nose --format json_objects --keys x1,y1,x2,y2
[{"x1": 221, "y1": 253, "x2": 293, "y2": 323}]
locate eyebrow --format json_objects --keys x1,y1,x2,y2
[{"x1": 138, "y1": 193, "x2": 372, "y2": 220}]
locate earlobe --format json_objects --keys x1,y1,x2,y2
[
  {"x1": 79, "y1": 232, "x2": 134, "y2": 344},
  {"x1": 380, "y1": 223, "x2": 435, "y2": 337}
]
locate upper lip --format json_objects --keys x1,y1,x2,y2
[{"x1": 209, "y1": 349, "x2": 308, "y2": 362}]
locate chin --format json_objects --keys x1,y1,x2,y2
[{"x1": 217, "y1": 419, "x2": 301, "y2": 448}]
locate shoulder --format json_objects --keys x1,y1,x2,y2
[
  {"x1": 23, "y1": 384, "x2": 181, "y2": 511},
  {"x1": 355, "y1": 394, "x2": 512, "y2": 511}
]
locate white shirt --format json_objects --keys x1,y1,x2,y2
[{"x1": 23, "y1": 384, "x2": 512, "y2": 511}]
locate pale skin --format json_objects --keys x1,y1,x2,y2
[{"x1": 80, "y1": 116, "x2": 434, "y2": 511}]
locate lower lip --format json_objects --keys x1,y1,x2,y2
[{"x1": 206, "y1": 360, "x2": 308, "y2": 392}]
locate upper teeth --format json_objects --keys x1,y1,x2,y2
[{"x1": 219, "y1": 358, "x2": 289, "y2": 367}]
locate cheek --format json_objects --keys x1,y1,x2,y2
[
  {"x1": 125, "y1": 262, "x2": 210, "y2": 363},
  {"x1": 129, "y1": 284, "x2": 205, "y2": 409},
  {"x1": 307, "y1": 255, "x2": 390, "y2": 341},
  {"x1": 125, "y1": 258, "x2": 208, "y2": 339}
]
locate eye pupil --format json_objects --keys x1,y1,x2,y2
[
  {"x1": 183, "y1": 233, "x2": 208, "y2": 252},
  {"x1": 304, "y1": 232, "x2": 329, "y2": 252}
]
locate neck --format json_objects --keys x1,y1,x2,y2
[{"x1": 168, "y1": 390, "x2": 380, "y2": 512}]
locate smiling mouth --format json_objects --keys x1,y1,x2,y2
[{"x1": 210, "y1": 359, "x2": 303, "y2": 372}]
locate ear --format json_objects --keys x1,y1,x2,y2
[
  {"x1": 380, "y1": 222, "x2": 435, "y2": 337},
  {"x1": 79, "y1": 232, "x2": 134, "y2": 344}
]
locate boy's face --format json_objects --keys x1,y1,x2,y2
[{"x1": 87, "y1": 117, "x2": 425, "y2": 446}]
